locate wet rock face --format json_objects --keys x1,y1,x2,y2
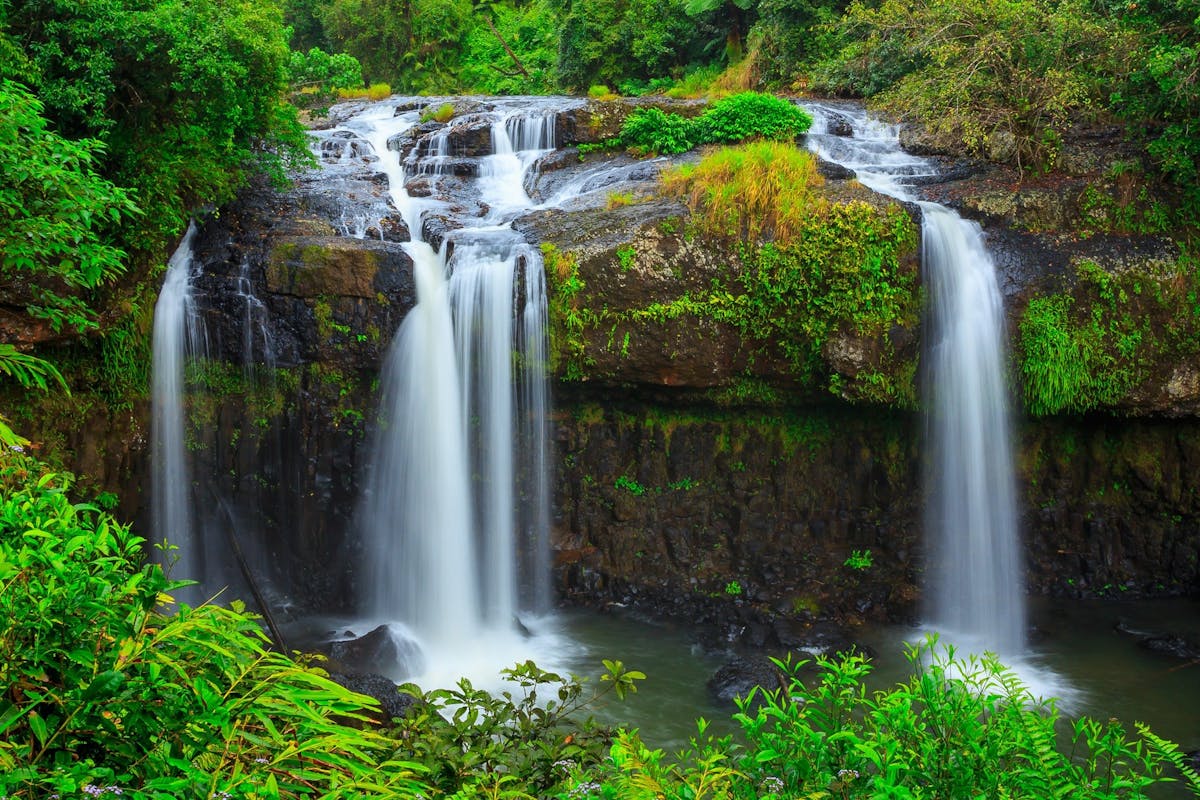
[
  {"x1": 329, "y1": 672, "x2": 423, "y2": 723},
  {"x1": 1020, "y1": 418, "x2": 1200, "y2": 598},
  {"x1": 553, "y1": 403, "x2": 925, "y2": 644}
]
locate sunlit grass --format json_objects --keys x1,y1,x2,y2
[{"x1": 661, "y1": 141, "x2": 827, "y2": 245}]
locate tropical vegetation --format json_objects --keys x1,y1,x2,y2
[
  {"x1": 4, "y1": 0, "x2": 1200, "y2": 794},
  {"x1": 1, "y1": 445, "x2": 1198, "y2": 797}
]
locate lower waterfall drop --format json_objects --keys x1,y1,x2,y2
[
  {"x1": 346, "y1": 99, "x2": 566, "y2": 685},
  {"x1": 804, "y1": 104, "x2": 1037, "y2": 665}
]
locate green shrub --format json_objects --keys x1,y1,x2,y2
[
  {"x1": 615, "y1": 93, "x2": 811, "y2": 156},
  {"x1": 0, "y1": 453, "x2": 423, "y2": 798},
  {"x1": 693, "y1": 91, "x2": 813, "y2": 144},
  {"x1": 287, "y1": 47, "x2": 364, "y2": 90},
  {"x1": 618, "y1": 107, "x2": 696, "y2": 154},
  {"x1": 391, "y1": 659, "x2": 643, "y2": 798}
]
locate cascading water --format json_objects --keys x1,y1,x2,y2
[
  {"x1": 804, "y1": 104, "x2": 1025, "y2": 655},
  {"x1": 339, "y1": 99, "x2": 565, "y2": 682},
  {"x1": 151, "y1": 222, "x2": 205, "y2": 602}
]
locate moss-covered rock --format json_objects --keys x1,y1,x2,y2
[{"x1": 518, "y1": 144, "x2": 922, "y2": 408}]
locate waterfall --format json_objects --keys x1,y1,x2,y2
[
  {"x1": 804, "y1": 104, "x2": 1025, "y2": 654},
  {"x1": 921, "y1": 205, "x2": 1024, "y2": 652},
  {"x1": 151, "y1": 222, "x2": 204, "y2": 600},
  {"x1": 347, "y1": 100, "x2": 557, "y2": 679}
]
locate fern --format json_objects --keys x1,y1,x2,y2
[{"x1": 1139, "y1": 723, "x2": 1200, "y2": 798}]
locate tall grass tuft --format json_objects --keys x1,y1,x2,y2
[{"x1": 661, "y1": 141, "x2": 827, "y2": 245}]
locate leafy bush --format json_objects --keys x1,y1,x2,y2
[
  {"x1": 616, "y1": 93, "x2": 811, "y2": 156},
  {"x1": 0, "y1": 453, "x2": 423, "y2": 797},
  {"x1": 391, "y1": 659, "x2": 643, "y2": 798},
  {"x1": 6, "y1": 0, "x2": 310, "y2": 256},
  {"x1": 287, "y1": 46, "x2": 364, "y2": 90},
  {"x1": 695, "y1": 91, "x2": 812, "y2": 144},
  {"x1": 0, "y1": 79, "x2": 140, "y2": 334},
  {"x1": 619, "y1": 107, "x2": 697, "y2": 154}
]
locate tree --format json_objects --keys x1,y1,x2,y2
[
  {"x1": 685, "y1": 0, "x2": 757, "y2": 64},
  {"x1": 4, "y1": 0, "x2": 309, "y2": 255},
  {"x1": 0, "y1": 79, "x2": 138, "y2": 334}
]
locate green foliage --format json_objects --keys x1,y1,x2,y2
[
  {"x1": 318, "y1": 0, "x2": 474, "y2": 89},
  {"x1": 0, "y1": 344, "x2": 68, "y2": 394},
  {"x1": 561, "y1": 642, "x2": 1194, "y2": 799},
  {"x1": 614, "y1": 474, "x2": 648, "y2": 496},
  {"x1": 0, "y1": 79, "x2": 139, "y2": 333},
  {"x1": 588, "y1": 83, "x2": 615, "y2": 99},
  {"x1": 1020, "y1": 294, "x2": 1118, "y2": 415},
  {"x1": 723, "y1": 580, "x2": 743, "y2": 595},
  {"x1": 552, "y1": 0, "x2": 707, "y2": 91},
  {"x1": 459, "y1": 0, "x2": 560, "y2": 94},
  {"x1": 1018, "y1": 257, "x2": 1200, "y2": 415},
  {"x1": 659, "y1": 142, "x2": 919, "y2": 400},
  {"x1": 0, "y1": 453, "x2": 424, "y2": 797},
  {"x1": 843, "y1": 548, "x2": 873, "y2": 570},
  {"x1": 618, "y1": 107, "x2": 698, "y2": 154},
  {"x1": 825, "y1": 0, "x2": 1111, "y2": 171},
  {"x1": 10, "y1": 0, "x2": 310, "y2": 251},
  {"x1": 616, "y1": 93, "x2": 811, "y2": 156},
  {"x1": 392, "y1": 659, "x2": 643, "y2": 798},
  {"x1": 287, "y1": 46, "x2": 364, "y2": 90},
  {"x1": 541, "y1": 242, "x2": 593, "y2": 380},
  {"x1": 1099, "y1": 1, "x2": 1200, "y2": 227},
  {"x1": 749, "y1": 0, "x2": 846, "y2": 87},
  {"x1": 693, "y1": 90, "x2": 812, "y2": 144}
]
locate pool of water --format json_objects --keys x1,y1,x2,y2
[{"x1": 557, "y1": 597, "x2": 1200, "y2": 757}]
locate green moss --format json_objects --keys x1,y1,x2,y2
[
  {"x1": 541, "y1": 242, "x2": 597, "y2": 381},
  {"x1": 543, "y1": 146, "x2": 921, "y2": 407},
  {"x1": 1019, "y1": 256, "x2": 1200, "y2": 415}
]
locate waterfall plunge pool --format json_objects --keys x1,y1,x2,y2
[{"x1": 283, "y1": 597, "x2": 1199, "y2": 757}]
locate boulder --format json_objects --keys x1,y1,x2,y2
[
  {"x1": 328, "y1": 671, "x2": 423, "y2": 724},
  {"x1": 328, "y1": 624, "x2": 425, "y2": 678},
  {"x1": 707, "y1": 656, "x2": 786, "y2": 707}
]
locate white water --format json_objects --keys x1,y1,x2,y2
[
  {"x1": 804, "y1": 105, "x2": 1030, "y2": 660},
  {"x1": 338, "y1": 99, "x2": 566, "y2": 686},
  {"x1": 151, "y1": 222, "x2": 204, "y2": 601}
]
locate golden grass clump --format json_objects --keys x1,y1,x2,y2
[
  {"x1": 661, "y1": 141, "x2": 828, "y2": 245},
  {"x1": 421, "y1": 102, "x2": 456, "y2": 123},
  {"x1": 338, "y1": 82, "x2": 392, "y2": 101}
]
